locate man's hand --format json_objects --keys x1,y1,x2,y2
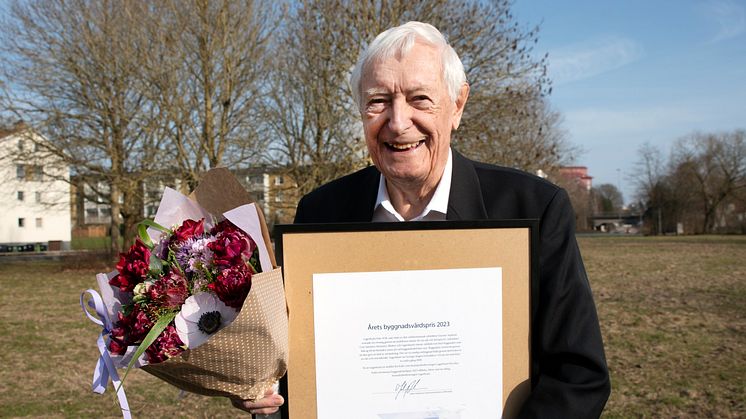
[{"x1": 230, "y1": 387, "x2": 284, "y2": 416}]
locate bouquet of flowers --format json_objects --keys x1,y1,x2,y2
[{"x1": 81, "y1": 169, "x2": 288, "y2": 418}]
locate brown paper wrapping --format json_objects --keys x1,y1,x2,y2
[
  {"x1": 140, "y1": 168, "x2": 288, "y2": 400},
  {"x1": 143, "y1": 268, "x2": 288, "y2": 400}
]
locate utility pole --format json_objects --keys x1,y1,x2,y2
[{"x1": 658, "y1": 207, "x2": 663, "y2": 235}]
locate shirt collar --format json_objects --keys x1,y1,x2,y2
[{"x1": 373, "y1": 148, "x2": 452, "y2": 222}]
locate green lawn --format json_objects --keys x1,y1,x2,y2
[{"x1": 0, "y1": 235, "x2": 744, "y2": 417}]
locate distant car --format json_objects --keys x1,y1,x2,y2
[{"x1": 16, "y1": 244, "x2": 35, "y2": 252}]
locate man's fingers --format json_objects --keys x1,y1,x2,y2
[{"x1": 231, "y1": 394, "x2": 284, "y2": 414}]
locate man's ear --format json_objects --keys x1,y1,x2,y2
[{"x1": 451, "y1": 83, "x2": 470, "y2": 130}]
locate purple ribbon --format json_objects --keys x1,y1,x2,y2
[{"x1": 81, "y1": 288, "x2": 132, "y2": 419}]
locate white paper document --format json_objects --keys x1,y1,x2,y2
[{"x1": 313, "y1": 267, "x2": 503, "y2": 419}]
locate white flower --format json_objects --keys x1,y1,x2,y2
[{"x1": 175, "y1": 292, "x2": 238, "y2": 349}]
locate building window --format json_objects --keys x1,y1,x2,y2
[
  {"x1": 275, "y1": 176, "x2": 284, "y2": 185},
  {"x1": 17, "y1": 191, "x2": 24, "y2": 201},
  {"x1": 18, "y1": 139, "x2": 24, "y2": 151},
  {"x1": 36, "y1": 218, "x2": 43, "y2": 228},
  {"x1": 35, "y1": 192, "x2": 41, "y2": 203},
  {"x1": 18, "y1": 218, "x2": 25, "y2": 227},
  {"x1": 14, "y1": 165, "x2": 43, "y2": 181},
  {"x1": 32, "y1": 165, "x2": 43, "y2": 181}
]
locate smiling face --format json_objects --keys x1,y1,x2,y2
[{"x1": 361, "y1": 42, "x2": 468, "y2": 197}]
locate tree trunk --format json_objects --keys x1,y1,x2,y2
[{"x1": 109, "y1": 184, "x2": 122, "y2": 255}]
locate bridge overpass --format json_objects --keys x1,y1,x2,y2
[{"x1": 590, "y1": 213, "x2": 643, "y2": 233}]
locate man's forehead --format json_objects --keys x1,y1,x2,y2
[
  {"x1": 361, "y1": 46, "x2": 444, "y2": 93},
  {"x1": 364, "y1": 41, "x2": 441, "y2": 70}
]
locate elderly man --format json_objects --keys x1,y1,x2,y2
[{"x1": 240, "y1": 21, "x2": 610, "y2": 418}]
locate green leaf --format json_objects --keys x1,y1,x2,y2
[
  {"x1": 149, "y1": 253, "x2": 163, "y2": 274},
  {"x1": 139, "y1": 219, "x2": 170, "y2": 233},
  {"x1": 115, "y1": 311, "x2": 177, "y2": 393},
  {"x1": 137, "y1": 219, "x2": 172, "y2": 249},
  {"x1": 137, "y1": 223, "x2": 153, "y2": 248}
]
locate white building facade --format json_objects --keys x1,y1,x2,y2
[{"x1": 0, "y1": 127, "x2": 71, "y2": 249}]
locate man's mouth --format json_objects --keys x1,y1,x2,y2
[{"x1": 385, "y1": 139, "x2": 425, "y2": 152}]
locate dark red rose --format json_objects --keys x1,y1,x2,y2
[
  {"x1": 208, "y1": 221, "x2": 257, "y2": 268},
  {"x1": 110, "y1": 304, "x2": 153, "y2": 351},
  {"x1": 209, "y1": 219, "x2": 238, "y2": 235},
  {"x1": 208, "y1": 265, "x2": 253, "y2": 309},
  {"x1": 148, "y1": 271, "x2": 189, "y2": 309},
  {"x1": 145, "y1": 324, "x2": 185, "y2": 363},
  {"x1": 173, "y1": 218, "x2": 204, "y2": 242},
  {"x1": 111, "y1": 240, "x2": 151, "y2": 293},
  {"x1": 108, "y1": 336, "x2": 128, "y2": 356}
]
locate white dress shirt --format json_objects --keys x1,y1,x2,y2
[{"x1": 372, "y1": 148, "x2": 452, "y2": 222}]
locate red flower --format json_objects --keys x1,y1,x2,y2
[
  {"x1": 173, "y1": 218, "x2": 204, "y2": 242},
  {"x1": 111, "y1": 240, "x2": 151, "y2": 293},
  {"x1": 148, "y1": 271, "x2": 189, "y2": 309},
  {"x1": 110, "y1": 305, "x2": 153, "y2": 349},
  {"x1": 208, "y1": 220, "x2": 257, "y2": 268},
  {"x1": 108, "y1": 336, "x2": 128, "y2": 356},
  {"x1": 145, "y1": 324, "x2": 185, "y2": 363},
  {"x1": 208, "y1": 265, "x2": 253, "y2": 309}
]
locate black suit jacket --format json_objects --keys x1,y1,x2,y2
[{"x1": 293, "y1": 150, "x2": 610, "y2": 418}]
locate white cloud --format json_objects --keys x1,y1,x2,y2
[
  {"x1": 703, "y1": 0, "x2": 746, "y2": 43},
  {"x1": 548, "y1": 36, "x2": 643, "y2": 85}
]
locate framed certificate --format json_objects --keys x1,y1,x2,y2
[{"x1": 275, "y1": 220, "x2": 538, "y2": 419}]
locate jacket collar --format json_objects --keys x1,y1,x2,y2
[{"x1": 446, "y1": 149, "x2": 488, "y2": 221}]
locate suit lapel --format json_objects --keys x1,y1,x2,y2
[
  {"x1": 447, "y1": 150, "x2": 488, "y2": 221},
  {"x1": 352, "y1": 165, "x2": 380, "y2": 222}
]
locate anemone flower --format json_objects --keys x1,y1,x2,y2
[{"x1": 175, "y1": 292, "x2": 238, "y2": 349}]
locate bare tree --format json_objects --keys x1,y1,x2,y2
[
  {"x1": 264, "y1": 0, "x2": 370, "y2": 197},
  {"x1": 632, "y1": 132, "x2": 746, "y2": 234},
  {"x1": 1, "y1": 0, "x2": 280, "y2": 251},
  {"x1": 670, "y1": 130, "x2": 746, "y2": 233},
  {"x1": 631, "y1": 142, "x2": 666, "y2": 205},
  {"x1": 142, "y1": 0, "x2": 279, "y2": 190},
  {"x1": 0, "y1": 0, "x2": 164, "y2": 253},
  {"x1": 592, "y1": 183, "x2": 624, "y2": 214}
]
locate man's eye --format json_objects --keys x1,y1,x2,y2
[
  {"x1": 411, "y1": 96, "x2": 431, "y2": 108},
  {"x1": 366, "y1": 99, "x2": 386, "y2": 111}
]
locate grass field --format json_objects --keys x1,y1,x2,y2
[{"x1": 1, "y1": 235, "x2": 744, "y2": 418}]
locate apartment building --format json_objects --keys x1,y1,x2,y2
[{"x1": 0, "y1": 124, "x2": 71, "y2": 250}]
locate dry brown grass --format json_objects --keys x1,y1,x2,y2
[
  {"x1": 0, "y1": 235, "x2": 743, "y2": 418},
  {"x1": 579, "y1": 235, "x2": 746, "y2": 418},
  {"x1": 0, "y1": 259, "x2": 240, "y2": 418}
]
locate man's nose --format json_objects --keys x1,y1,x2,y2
[{"x1": 387, "y1": 98, "x2": 413, "y2": 134}]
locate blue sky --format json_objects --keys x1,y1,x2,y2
[{"x1": 512, "y1": 0, "x2": 746, "y2": 203}]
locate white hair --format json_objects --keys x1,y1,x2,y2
[{"x1": 349, "y1": 21, "x2": 467, "y2": 111}]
